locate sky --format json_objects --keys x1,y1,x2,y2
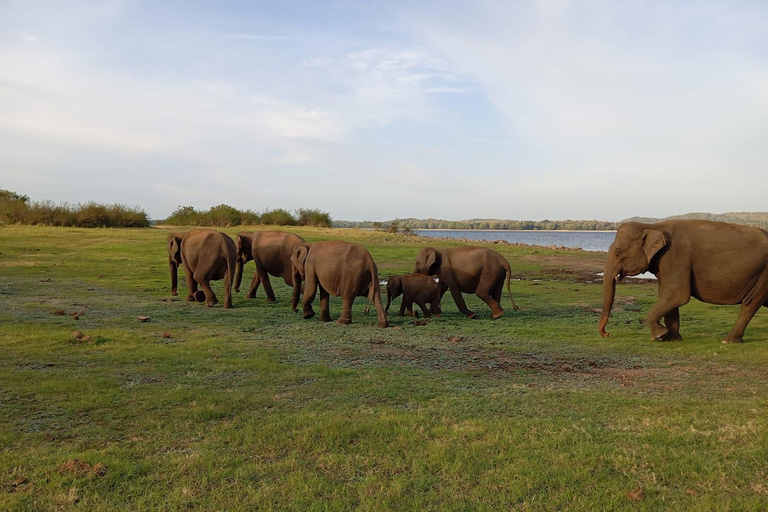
[{"x1": 1, "y1": 0, "x2": 767, "y2": 221}]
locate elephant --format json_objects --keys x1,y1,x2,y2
[
  {"x1": 599, "y1": 220, "x2": 768, "y2": 343},
  {"x1": 290, "y1": 240, "x2": 388, "y2": 327},
  {"x1": 385, "y1": 273, "x2": 448, "y2": 318},
  {"x1": 167, "y1": 229, "x2": 237, "y2": 308},
  {"x1": 234, "y1": 230, "x2": 306, "y2": 311},
  {"x1": 414, "y1": 246, "x2": 519, "y2": 319}
]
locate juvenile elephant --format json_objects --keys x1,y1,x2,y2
[
  {"x1": 385, "y1": 273, "x2": 448, "y2": 318},
  {"x1": 234, "y1": 230, "x2": 306, "y2": 310},
  {"x1": 414, "y1": 246, "x2": 519, "y2": 319},
  {"x1": 291, "y1": 241, "x2": 388, "y2": 327},
  {"x1": 167, "y1": 229, "x2": 237, "y2": 308},
  {"x1": 599, "y1": 220, "x2": 768, "y2": 343}
]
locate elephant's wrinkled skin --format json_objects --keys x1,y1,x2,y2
[
  {"x1": 385, "y1": 273, "x2": 448, "y2": 318},
  {"x1": 291, "y1": 241, "x2": 388, "y2": 327},
  {"x1": 234, "y1": 230, "x2": 306, "y2": 311},
  {"x1": 414, "y1": 246, "x2": 519, "y2": 319},
  {"x1": 599, "y1": 220, "x2": 768, "y2": 343},
  {"x1": 167, "y1": 229, "x2": 237, "y2": 308}
]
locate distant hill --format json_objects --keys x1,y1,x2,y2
[
  {"x1": 334, "y1": 213, "x2": 768, "y2": 231},
  {"x1": 621, "y1": 212, "x2": 768, "y2": 230}
]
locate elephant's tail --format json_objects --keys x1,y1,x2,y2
[
  {"x1": 367, "y1": 259, "x2": 388, "y2": 327},
  {"x1": 502, "y1": 258, "x2": 520, "y2": 311}
]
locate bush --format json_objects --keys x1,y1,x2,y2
[
  {"x1": 162, "y1": 204, "x2": 331, "y2": 228},
  {"x1": 297, "y1": 208, "x2": 332, "y2": 228},
  {"x1": 0, "y1": 188, "x2": 149, "y2": 227},
  {"x1": 260, "y1": 208, "x2": 297, "y2": 226}
]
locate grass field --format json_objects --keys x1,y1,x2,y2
[{"x1": 1, "y1": 225, "x2": 768, "y2": 510}]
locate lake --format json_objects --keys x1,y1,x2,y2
[{"x1": 414, "y1": 230, "x2": 617, "y2": 252}]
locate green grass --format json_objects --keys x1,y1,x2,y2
[{"x1": 1, "y1": 225, "x2": 768, "y2": 510}]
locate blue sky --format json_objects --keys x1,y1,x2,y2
[{"x1": 1, "y1": 0, "x2": 767, "y2": 221}]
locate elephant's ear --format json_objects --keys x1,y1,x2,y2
[
  {"x1": 291, "y1": 244, "x2": 309, "y2": 272},
  {"x1": 641, "y1": 228, "x2": 668, "y2": 263},
  {"x1": 425, "y1": 250, "x2": 437, "y2": 273},
  {"x1": 167, "y1": 234, "x2": 182, "y2": 263}
]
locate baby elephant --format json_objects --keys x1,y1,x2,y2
[
  {"x1": 167, "y1": 229, "x2": 237, "y2": 308},
  {"x1": 386, "y1": 273, "x2": 449, "y2": 318}
]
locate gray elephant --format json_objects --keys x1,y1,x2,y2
[
  {"x1": 385, "y1": 273, "x2": 448, "y2": 318},
  {"x1": 414, "y1": 246, "x2": 519, "y2": 319},
  {"x1": 234, "y1": 230, "x2": 306, "y2": 310},
  {"x1": 599, "y1": 220, "x2": 768, "y2": 343},
  {"x1": 291, "y1": 240, "x2": 388, "y2": 327},
  {"x1": 167, "y1": 229, "x2": 237, "y2": 308}
]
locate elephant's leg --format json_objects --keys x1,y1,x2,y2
[
  {"x1": 338, "y1": 296, "x2": 354, "y2": 324},
  {"x1": 183, "y1": 266, "x2": 198, "y2": 302},
  {"x1": 302, "y1": 274, "x2": 317, "y2": 319},
  {"x1": 404, "y1": 297, "x2": 417, "y2": 317},
  {"x1": 429, "y1": 299, "x2": 440, "y2": 317},
  {"x1": 476, "y1": 282, "x2": 504, "y2": 319},
  {"x1": 319, "y1": 285, "x2": 332, "y2": 322},
  {"x1": 246, "y1": 268, "x2": 261, "y2": 299},
  {"x1": 414, "y1": 297, "x2": 431, "y2": 318},
  {"x1": 399, "y1": 297, "x2": 407, "y2": 317},
  {"x1": 449, "y1": 286, "x2": 476, "y2": 319},
  {"x1": 223, "y1": 271, "x2": 233, "y2": 309},
  {"x1": 662, "y1": 308, "x2": 682, "y2": 341},
  {"x1": 647, "y1": 282, "x2": 690, "y2": 340},
  {"x1": 198, "y1": 280, "x2": 218, "y2": 307},
  {"x1": 723, "y1": 299, "x2": 764, "y2": 343},
  {"x1": 260, "y1": 270, "x2": 277, "y2": 302}
]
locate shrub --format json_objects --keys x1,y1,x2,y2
[
  {"x1": 297, "y1": 208, "x2": 332, "y2": 228},
  {"x1": 260, "y1": 208, "x2": 296, "y2": 226}
]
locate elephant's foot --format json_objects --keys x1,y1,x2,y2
[
  {"x1": 337, "y1": 317, "x2": 351, "y2": 325},
  {"x1": 491, "y1": 310, "x2": 504, "y2": 320},
  {"x1": 660, "y1": 331, "x2": 683, "y2": 342},
  {"x1": 650, "y1": 325, "x2": 668, "y2": 341},
  {"x1": 194, "y1": 290, "x2": 207, "y2": 303},
  {"x1": 205, "y1": 297, "x2": 218, "y2": 307},
  {"x1": 171, "y1": 291, "x2": 178, "y2": 296},
  {"x1": 266, "y1": 297, "x2": 277, "y2": 303},
  {"x1": 722, "y1": 335, "x2": 743, "y2": 344},
  {"x1": 378, "y1": 320, "x2": 389, "y2": 328},
  {"x1": 302, "y1": 309, "x2": 315, "y2": 320},
  {"x1": 466, "y1": 312, "x2": 477, "y2": 319},
  {"x1": 246, "y1": 292, "x2": 257, "y2": 299}
]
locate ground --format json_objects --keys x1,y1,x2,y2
[{"x1": 1, "y1": 225, "x2": 767, "y2": 510}]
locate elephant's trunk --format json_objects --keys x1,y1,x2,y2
[
  {"x1": 234, "y1": 258, "x2": 244, "y2": 293},
  {"x1": 291, "y1": 269, "x2": 302, "y2": 313},
  {"x1": 385, "y1": 286, "x2": 392, "y2": 312},
  {"x1": 170, "y1": 260, "x2": 178, "y2": 296},
  {"x1": 598, "y1": 267, "x2": 618, "y2": 338}
]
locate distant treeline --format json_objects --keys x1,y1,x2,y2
[
  {"x1": 335, "y1": 213, "x2": 768, "y2": 231},
  {"x1": 623, "y1": 212, "x2": 768, "y2": 230},
  {"x1": 163, "y1": 205, "x2": 332, "y2": 228},
  {"x1": 0, "y1": 189, "x2": 150, "y2": 228},
  {"x1": 333, "y1": 218, "x2": 621, "y2": 230}
]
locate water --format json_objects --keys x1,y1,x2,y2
[{"x1": 415, "y1": 230, "x2": 617, "y2": 252}]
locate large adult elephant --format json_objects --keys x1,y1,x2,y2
[
  {"x1": 599, "y1": 220, "x2": 768, "y2": 343},
  {"x1": 167, "y1": 229, "x2": 237, "y2": 308},
  {"x1": 414, "y1": 246, "x2": 519, "y2": 319},
  {"x1": 291, "y1": 241, "x2": 388, "y2": 327},
  {"x1": 234, "y1": 230, "x2": 306, "y2": 310}
]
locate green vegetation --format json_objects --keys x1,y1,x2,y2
[
  {"x1": 164, "y1": 205, "x2": 332, "y2": 228},
  {"x1": 0, "y1": 189, "x2": 149, "y2": 228},
  {"x1": 2, "y1": 225, "x2": 768, "y2": 510}
]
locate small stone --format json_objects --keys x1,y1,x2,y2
[{"x1": 162, "y1": 332, "x2": 171, "y2": 339}]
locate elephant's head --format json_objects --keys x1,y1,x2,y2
[
  {"x1": 166, "y1": 233, "x2": 184, "y2": 296},
  {"x1": 414, "y1": 248, "x2": 441, "y2": 275},
  {"x1": 234, "y1": 233, "x2": 254, "y2": 293},
  {"x1": 599, "y1": 223, "x2": 668, "y2": 338},
  {"x1": 385, "y1": 276, "x2": 403, "y2": 312}
]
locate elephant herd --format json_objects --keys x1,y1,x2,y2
[
  {"x1": 168, "y1": 219, "x2": 768, "y2": 343},
  {"x1": 167, "y1": 229, "x2": 520, "y2": 329}
]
